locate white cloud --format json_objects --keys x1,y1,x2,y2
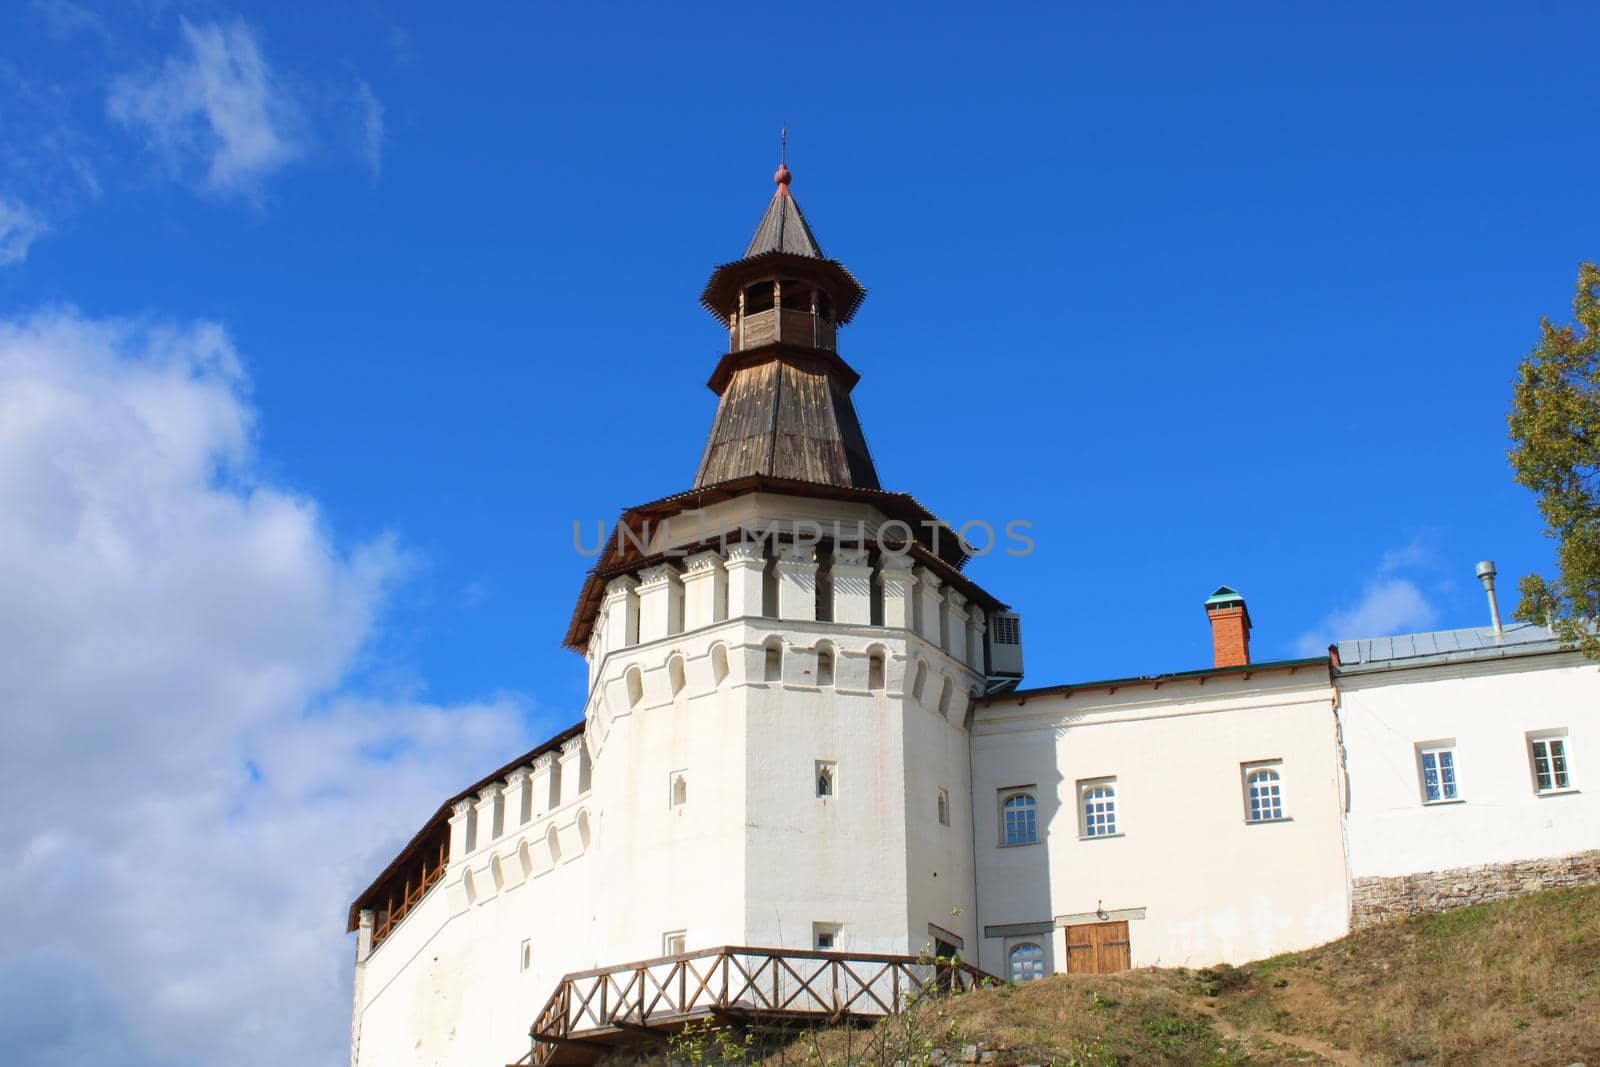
[
  {"x1": 1378, "y1": 532, "x2": 1436, "y2": 575},
  {"x1": 108, "y1": 19, "x2": 301, "y2": 197},
  {"x1": 1294, "y1": 576, "x2": 1439, "y2": 656},
  {"x1": 0, "y1": 197, "x2": 48, "y2": 266},
  {"x1": 0, "y1": 310, "x2": 534, "y2": 1066}
]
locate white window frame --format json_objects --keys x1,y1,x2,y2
[
  {"x1": 1078, "y1": 777, "x2": 1119, "y2": 839},
  {"x1": 1528, "y1": 730, "x2": 1575, "y2": 794},
  {"x1": 1241, "y1": 761, "x2": 1287, "y2": 823},
  {"x1": 662, "y1": 930, "x2": 686, "y2": 956},
  {"x1": 1006, "y1": 939, "x2": 1047, "y2": 982},
  {"x1": 999, "y1": 787, "x2": 1039, "y2": 846},
  {"x1": 815, "y1": 760, "x2": 837, "y2": 799},
  {"x1": 812, "y1": 922, "x2": 842, "y2": 951},
  {"x1": 1416, "y1": 742, "x2": 1461, "y2": 805}
]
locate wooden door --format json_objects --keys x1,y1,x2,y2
[{"x1": 1064, "y1": 921, "x2": 1131, "y2": 974}]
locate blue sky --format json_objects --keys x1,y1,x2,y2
[{"x1": 2, "y1": 3, "x2": 1598, "y2": 1064}]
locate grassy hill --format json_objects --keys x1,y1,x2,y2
[
  {"x1": 875, "y1": 885, "x2": 1600, "y2": 1065},
  {"x1": 649, "y1": 886, "x2": 1598, "y2": 1066}
]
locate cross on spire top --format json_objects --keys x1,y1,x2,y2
[{"x1": 774, "y1": 127, "x2": 792, "y2": 189}]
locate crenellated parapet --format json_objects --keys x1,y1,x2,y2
[
  {"x1": 584, "y1": 537, "x2": 996, "y2": 684},
  {"x1": 438, "y1": 749, "x2": 597, "y2": 920}
]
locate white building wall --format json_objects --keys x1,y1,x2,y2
[
  {"x1": 589, "y1": 630, "x2": 750, "y2": 961},
  {"x1": 900, "y1": 655, "x2": 981, "y2": 955},
  {"x1": 738, "y1": 629, "x2": 981, "y2": 956},
  {"x1": 352, "y1": 789, "x2": 600, "y2": 1067},
  {"x1": 1340, "y1": 651, "x2": 1600, "y2": 879},
  {"x1": 970, "y1": 667, "x2": 1349, "y2": 975}
]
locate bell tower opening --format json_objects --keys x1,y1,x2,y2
[{"x1": 733, "y1": 277, "x2": 838, "y2": 352}]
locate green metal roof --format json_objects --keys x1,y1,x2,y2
[{"x1": 1205, "y1": 585, "x2": 1245, "y2": 607}]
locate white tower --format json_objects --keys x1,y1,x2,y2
[{"x1": 567, "y1": 161, "x2": 1009, "y2": 962}]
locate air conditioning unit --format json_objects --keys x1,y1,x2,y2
[{"x1": 985, "y1": 612, "x2": 1023, "y2": 693}]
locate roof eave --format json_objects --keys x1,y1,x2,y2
[
  {"x1": 699, "y1": 252, "x2": 867, "y2": 325},
  {"x1": 980, "y1": 656, "x2": 1332, "y2": 705},
  {"x1": 560, "y1": 477, "x2": 998, "y2": 653}
]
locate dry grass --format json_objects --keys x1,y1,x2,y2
[
  {"x1": 924, "y1": 969, "x2": 1251, "y2": 1065},
  {"x1": 1216, "y1": 883, "x2": 1600, "y2": 1064},
  {"x1": 602, "y1": 886, "x2": 1600, "y2": 1066}
]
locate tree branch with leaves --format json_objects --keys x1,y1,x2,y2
[{"x1": 1508, "y1": 261, "x2": 1600, "y2": 658}]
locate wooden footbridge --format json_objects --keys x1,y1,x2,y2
[{"x1": 518, "y1": 945, "x2": 994, "y2": 1065}]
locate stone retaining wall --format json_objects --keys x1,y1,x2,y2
[{"x1": 1351, "y1": 849, "x2": 1600, "y2": 927}]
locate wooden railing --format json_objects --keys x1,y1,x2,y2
[
  {"x1": 371, "y1": 847, "x2": 446, "y2": 948},
  {"x1": 527, "y1": 946, "x2": 993, "y2": 1065}
]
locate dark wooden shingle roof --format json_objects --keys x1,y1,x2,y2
[
  {"x1": 745, "y1": 186, "x2": 825, "y2": 258},
  {"x1": 693, "y1": 348, "x2": 879, "y2": 490}
]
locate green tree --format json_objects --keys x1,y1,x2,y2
[{"x1": 1508, "y1": 261, "x2": 1600, "y2": 658}]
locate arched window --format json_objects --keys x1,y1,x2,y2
[
  {"x1": 1008, "y1": 943, "x2": 1045, "y2": 983},
  {"x1": 577, "y1": 809, "x2": 593, "y2": 849},
  {"x1": 489, "y1": 853, "x2": 505, "y2": 891},
  {"x1": 937, "y1": 676, "x2": 953, "y2": 717},
  {"x1": 1082, "y1": 782, "x2": 1117, "y2": 837},
  {"x1": 816, "y1": 644, "x2": 834, "y2": 687},
  {"x1": 1246, "y1": 766, "x2": 1284, "y2": 822},
  {"x1": 517, "y1": 839, "x2": 533, "y2": 878},
  {"x1": 1001, "y1": 792, "x2": 1037, "y2": 845},
  {"x1": 867, "y1": 648, "x2": 886, "y2": 691},
  {"x1": 625, "y1": 667, "x2": 644, "y2": 708},
  {"x1": 546, "y1": 824, "x2": 562, "y2": 864},
  {"x1": 816, "y1": 761, "x2": 836, "y2": 798},
  {"x1": 764, "y1": 638, "x2": 783, "y2": 683},
  {"x1": 711, "y1": 643, "x2": 730, "y2": 685},
  {"x1": 668, "y1": 655, "x2": 686, "y2": 698},
  {"x1": 463, "y1": 868, "x2": 478, "y2": 904},
  {"x1": 912, "y1": 660, "x2": 928, "y2": 702}
]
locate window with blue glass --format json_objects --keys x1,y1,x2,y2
[
  {"x1": 1529, "y1": 733, "x2": 1572, "y2": 793},
  {"x1": 1080, "y1": 781, "x2": 1117, "y2": 837},
  {"x1": 1008, "y1": 942, "x2": 1045, "y2": 982},
  {"x1": 1244, "y1": 765, "x2": 1285, "y2": 822},
  {"x1": 1000, "y1": 790, "x2": 1038, "y2": 845},
  {"x1": 1418, "y1": 745, "x2": 1459, "y2": 803}
]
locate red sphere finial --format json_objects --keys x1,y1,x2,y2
[{"x1": 774, "y1": 161, "x2": 791, "y2": 187}]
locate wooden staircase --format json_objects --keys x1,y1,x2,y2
[{"x1": 521, "y1": 945, "x2": 994, "y2": 1066}]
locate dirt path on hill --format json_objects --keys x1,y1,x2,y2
[{"x1": 1193, "y1": 1003, "x2": 1364, "y2": 1066}]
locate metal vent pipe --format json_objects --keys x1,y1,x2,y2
[{"x1": 1475, "y1": 560, "x2": 1503, "y2": 635}]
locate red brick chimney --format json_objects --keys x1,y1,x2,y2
[{"x1": 1205, "y1": 586, "x2": 1251, "y2": 668}]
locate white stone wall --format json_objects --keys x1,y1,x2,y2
[
  {"x1": 351, "y1": 777, "x2": 600, "y2": 1067},
  {"x1": 969, "y1": 667, "x2": 1349, "y2": 975},
  {"x1": 1340, "y1": 651, "x2": 1600, "y2": 880}
]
